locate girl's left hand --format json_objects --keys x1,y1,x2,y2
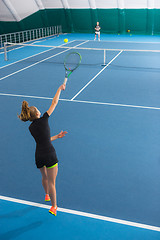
[{"x1": 57, "y1": 130, "x2": 68, "y2": 138}]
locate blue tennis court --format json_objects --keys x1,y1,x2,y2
[{"x1": 1, "y1": 33, "x2": 160, "y2": 239}]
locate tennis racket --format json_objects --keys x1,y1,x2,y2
[{"x1": 63, "y1": 52, "x2": 82, "y2": 84}]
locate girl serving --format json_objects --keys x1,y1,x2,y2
[{"x1": 18, "y1": 84, "x2": 67, "y2": 216}]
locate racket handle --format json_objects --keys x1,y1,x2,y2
[{"x1": 64, "y1": 78, "x2": 68, "y2": 85}]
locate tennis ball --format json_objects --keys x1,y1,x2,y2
[{"x1": 64, "y1": 38, "x2": 68, "y2": 43}]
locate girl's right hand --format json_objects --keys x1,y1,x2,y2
[{"x1": 59, "y1": 84, "x2": 66, "y2": 91}]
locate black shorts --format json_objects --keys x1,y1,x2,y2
[{"x1": 35, "y1": 151, "x2": 58, "y2": 169}]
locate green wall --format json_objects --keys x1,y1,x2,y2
[{"x1": 1, "y1": 8, "x2": 160, "y2": 35}]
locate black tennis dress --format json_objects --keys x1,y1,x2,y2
[{"x1": 29, "y1": 112, "x2": 58, "y2": 168}]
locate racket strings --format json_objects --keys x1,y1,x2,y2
[{"x1": 64, "y1": 52, "x2": 81, "y2": 71}]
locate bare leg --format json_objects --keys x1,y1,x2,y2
[
  {"x1": 98, "y1": 33, "x2": 100, "y2": 41},
  {"x1": 47, "y1": 165, "x2": 58, "y2": 207},
  {"x1": 40, "y1": 166, "x2": 49, "y2": 194}
]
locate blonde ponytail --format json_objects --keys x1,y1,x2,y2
[
  {"x1": 18, "y1": 101, "x2": 31, "y2": 122},
  {"x1": 18, "y1": 101, "x2": 38, "y2": 122}
]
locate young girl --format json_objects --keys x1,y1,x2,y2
[{"x1": 18, "y1": 84, "x2": 67, "y2": 216}]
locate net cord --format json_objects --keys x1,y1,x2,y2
[{"x1": 4, "y1": 41, "x2": 160, "y2": 52}]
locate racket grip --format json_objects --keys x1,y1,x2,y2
[{"x1": 64, "y1": 78, "x2": 68, "y2": 85}]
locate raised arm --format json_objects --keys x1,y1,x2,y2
[{"x1": 47, "y1": 84, "x2": 65, "y2": 116}]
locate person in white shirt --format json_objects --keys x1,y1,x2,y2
[{"x1": 94, "y1": 22, "x2": 101, "y2": 41}]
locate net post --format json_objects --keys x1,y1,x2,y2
[
  {"x1": 101, "y1": 49, "x2": 106, "y2": 66},
  {"x1": 4, "y1": 42, "x2": 8, "y2": 61}
]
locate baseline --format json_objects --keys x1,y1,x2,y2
[
  {"x1": 1, "y1": 92, "x2": 160, "y2": 111},
  {"x1": 0, "y1": 195, "x2": 159, "y2": 232}
]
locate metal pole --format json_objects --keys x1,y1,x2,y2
[
  {"x1": 102, "y1": 49, "x2": 106, "y2": 66},
  {"x1": 0, "y1": 36, "x2": 2, "y2": 48},
  {"x1": 35, "y1": 29, "x2": 37, "y2": 39},
  {"x1": 4, "y1": 42, "x2": 7, "y2": 61}
]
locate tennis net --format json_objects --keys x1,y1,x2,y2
[{"x1": 3, "y1": 42, "x2": 160, "y2": 71}]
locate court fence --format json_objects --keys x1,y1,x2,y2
[{"x1": 0, "y1": 25, "x2": 62, "y2": 49}]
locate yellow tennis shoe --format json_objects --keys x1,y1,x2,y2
[{"x1": 49, "y1": 206, "x2": 57, "y2": 216}]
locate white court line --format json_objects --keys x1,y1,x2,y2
[
  {"x1": 0, "y1": 40, "x2": 76, "y2": 70},
  {"x1": 71, "y1": 50, "x2": 123, "y2": 101},
  {"x1": 0, "y1": 195, "x2": 160, "y2": 232},
  {"x1": 1, "y1": 92, "x2": 160, "y2": 111},
  {"x1": 71, "y1": 99, "x2": 160, "y2": 111},
  {"x1": 0, "y1": 40, "x2": 89, "y2": 81},
  {"x1": 89, "y1": 39, "x2": 160, "y2": 44}
]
